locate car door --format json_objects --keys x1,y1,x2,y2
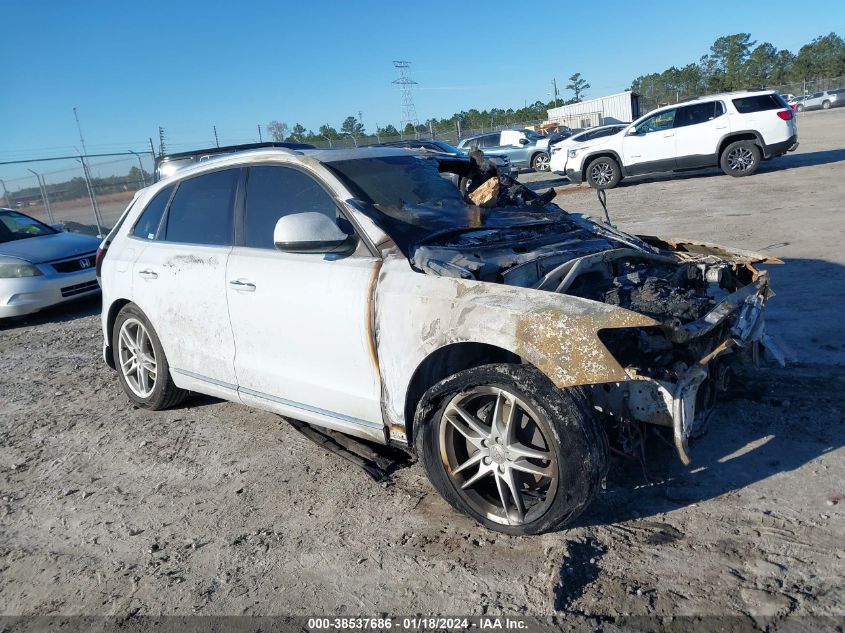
[
  {"x1": 129, "y1": 168, "x2": 241, "y2": 399},
  {"x1": 621, "y1": 108, "x2": 678, "y2": 174},
  {"x1": 673, "y1": 101, "x2": 727, "y2": 168},
  {"x1": 225, "y1": 164, "x2": 384, "y2": 438}
]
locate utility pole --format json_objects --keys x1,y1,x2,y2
[
  {"x1": 213, "y1": 125, "x2": 219, "y2": 148},
  {"x1": 73, "y1": 107, "x2": 89, "y2": 157},
  {"x1": 429, "y1": 120, "x2": 435, "y2": 139},
  {"x1": 392, "y1": 61, "x2": 419, "y2": 136},
  {"x1": 158, "y1": 127, "x2": 167, "y2": 156},
  {"x1": 552, "y1": 78, "x2": 559, "y2": 108},
  {"x1": 149, "y1": 137, "x2": 156, "y2": 158},
  {"x1": 258, "y1": 124, "x2": 263, "y2": 142}
]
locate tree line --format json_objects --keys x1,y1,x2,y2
[
  {"x1": 264, "y1": 31, "x2": 842, "y2": 144},
  {"x1": 632, "y1": 32, "x2": 845, "y2": 108}
]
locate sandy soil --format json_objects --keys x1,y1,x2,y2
[{"x1": 1, "y1": 109, "x2": 844, "y2": 624}]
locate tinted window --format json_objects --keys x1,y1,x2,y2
[
  {"x1": 163, "y1": 169, "x2": 238, "y2": 245},
  {"x1": 636, "y1": 109, "x2": 676, "y2": 133},
  {"x1": 732, "y1": 94, "x2": 786, "y2": 113},
  {"x1": 132, "y1": 185, "x2": 174, "y2": 240},
  {"x1": 480, "y1": 134, "x2": 501, "y2": 148},
  {"x1": 243, "y1": 166, "x2": 339, "y2": 249},
  {"x1": 592, "y1": 126, "x2": 624, "y2": 139},
  {"x1": 674, "y1": 101, "x2": 724, "y2": 128},
  {"x1": 831, "y1": 89, "x2": 845, "y2": 95}
]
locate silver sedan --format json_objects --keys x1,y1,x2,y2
[{"x1": 0, "y1": 208, "x2": 102, "y2": 318}]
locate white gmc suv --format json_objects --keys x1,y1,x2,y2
[{"x1": 559, "y1": 90, "x2": 798, "y2": 188}]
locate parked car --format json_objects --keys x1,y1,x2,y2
[
  {"x1": 796, "y1": 89, "x2": 845, "y2": 111},
  {"x1": 548, "y1": 124, "x2": 628, "y2": 174},
  {"x1": 154, "y1": 142, "x2": 315, "y2": 181},
  {"x1": 99, "y1": 146, "x2": 780, "y2": 534},
  {"x1": 788, "y1": 95, "x2": 810, "y2": 111},
  {"x1": 457, "y1": 129, "x2": 550, "y2": 171},
  {"x1": 373, "y1": 139, "x2": 512, "y2": 176},
  {"x1": 565, "y1": 90, "x2": 798, "y2": 188},
  {"x1": 0, "y1": 209, "x2": 101, "y2": 318}
]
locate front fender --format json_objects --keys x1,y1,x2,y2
[{"x1": 374, "y1": 256, "x2": 657, "y2": 431}]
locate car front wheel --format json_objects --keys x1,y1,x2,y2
[
  {"x1": 720, "y1": 140, "x2": 761, "y2": 177},
  {"x1": 796, "y1": 104, "x2": 805, "y2": 112},
  {"x1": 414, "y1": 364, "x2": 607, "y2": 535},
  {"x1": 531, "y1": 153, "x2": 550, "y2": 171},
  {"x1": 113, "y1": 303, "x2": 188, "y2": 410}
]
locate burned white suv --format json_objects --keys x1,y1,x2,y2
[{"x1": 99, "y1": 147, "x2": 780, "y2": 534}]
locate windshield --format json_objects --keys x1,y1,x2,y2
[
  {"x1": 433, "y1": 141, "x2": 461, "y2": 153},
  {"x1": 0, "y1": 210, "x2": 57, "y2": 243},
  {"x1": 325, "y1": 155, "x2": 567, "y2": 253}
]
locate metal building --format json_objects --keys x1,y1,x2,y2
[{"x1": 546, "y1": 91, "x2": 641, "y2": 129}]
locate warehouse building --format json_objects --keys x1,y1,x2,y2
[{"x1": 546, "y1": 91, "x2": 641, "y2": 129}]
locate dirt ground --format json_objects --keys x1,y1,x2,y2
[{"x1": 1, "y1": 109, "x2": 844, "y2": 625}]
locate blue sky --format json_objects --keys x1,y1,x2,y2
[{"x1": 2, "y1": 0, "x2": 844, "y2": 166}]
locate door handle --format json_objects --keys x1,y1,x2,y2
[
  {"x1": 229, "y1": 279, "x2": 256, "y2": 292},
  {"x1": 138, "y1": 269, "x2": 158, "y2": 280},
  {"x1": 715, "y1": 125, "x2": 727, "y2": 130},
  {"x1": 663, "y1": 133, "x2": 675, "y2": 138}
]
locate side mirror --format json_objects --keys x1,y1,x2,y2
[
  {"x1": 273, "y1": 212, "x2": 356, "y2": 254},
  {"x1": 626, "y1": 127, "x2": 642, "y2": 136},
  {"x1": 518, "y1": 138, "x2": 529, "y2": 145},
  {"x1": 51, "y1": 223, "x2": 65, "y2": 231}
]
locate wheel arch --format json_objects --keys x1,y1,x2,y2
[
  {"x1": 104, "y1": 298, "x2": 133, "y2": 369},
  {"x1": 403, "y1": 342, "x2": 521, "y2": 445},
  {"x1": 717, "y1": 131, "x2": 763, "y2": 159}
]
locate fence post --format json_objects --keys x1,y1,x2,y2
[
  {"x1": 78, "y1": 156, "x2": 104, "y2": 235},
  {"x1": 27, "y1": 169, "x2": 55, "y2": 224}
]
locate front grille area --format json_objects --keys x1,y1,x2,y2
[
  {"x1": 60, "y1": 280, "x2": 99, "y2": 298},
  {"x1": 51, "y1": 252, "x2": 97, "y2": 274}
]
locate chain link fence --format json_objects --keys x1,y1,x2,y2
[
  {"x1": 0, "y1": 151, "x2": 154, "y2": 235},
  {"x1": 767, "y1": 75, "x2": 845, "y2": 98}
]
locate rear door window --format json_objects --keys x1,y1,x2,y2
[
  {"x1": 674, "y1": 101, "x2": 725, "y2": 128},
  {"x1": 243, "y1": 166, "x2": 340, "y2": 249},
  {"x1": 132, "y1": 185, "x2": 174, "y2": 240},
  {"x1": 162, "y1": 169, "x2": 239, "y2": 246},
  {"x1": 732, "y1": 94, "x2": 787, "y2": 113}
]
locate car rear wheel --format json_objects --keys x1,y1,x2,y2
[
  {"x1": 796, "y1": 104, "x2": 805, "y2": 112},
  {"x1": 585, "y1": 156, "x2": 621, "y2": 189},
  {"x1": 414, "y1": 364, "x2": 607, "y2": 535},
  {"x1": 531, "y1": 153, "x2": 550, "y2": 171},
  {"x1": 113, "y1": 303, "x2": 188, "y2": 410},
  {"x1": 822, "y1": 100, "x2": 831, "y2": 110},
  {"x1": 720, "y1": 140, "x2": 761, "y2": 177}
]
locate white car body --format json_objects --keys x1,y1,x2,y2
[
  {"x1": 548, "y1": 125, "x2": 627, "y2": 173},
  {"x1": 564, "y1": 90, "x2": 798, "y2": 187}
]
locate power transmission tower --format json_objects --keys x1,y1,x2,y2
[
  {"x1": 158, "y1": 127, "x2": 167, "y2": 155},
  {"x1": 392, "y1": 61, "x2": 419, "y2": 134}
]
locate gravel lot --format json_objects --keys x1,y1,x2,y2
[{"x1": 1, "y1": 109, "x2": 844, "y2": 624}]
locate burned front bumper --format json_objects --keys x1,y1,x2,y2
[{"x1": 591, "y1": 273, "x2": 781, "y2": 464}]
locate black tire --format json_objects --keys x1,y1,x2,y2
[
  {"x1": 585, "y1": 156, "x2": 622, "y2": 189},
  {"x1": 531, "y1": 152, "x2": 550, "y2": 171},
  {"x1": 720, "y1": 140, "x2": 761, "y2": 177},
  {"x1": 822, "y1": 100, "x2": 831, "y2": 110},
  {"x1": 414, "y1": 364, "x2": 608, "y2": 535},
  {"x1": 112, "y1": 303, "x2": 188, "y2": 410}
]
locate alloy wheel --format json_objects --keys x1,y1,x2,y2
[
  {"x1": 118, "y1": 317, "x2": 158, "y2": 398},
  {"x1": 534, "y1": 154, "x2": 550, "y2": 171},
  {"x1": 439, "y1": 386, "x2": 558, "y2": 526},
  {"x1": 726, "y1": 147, "x2": 755, "y2": 172},
  {"x1": 589, "y1": 161, "x2": 614, "y2": 186}
]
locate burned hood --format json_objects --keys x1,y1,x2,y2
[{"x1": 405, "y1": 205, "x2": 658, "y2": 283}]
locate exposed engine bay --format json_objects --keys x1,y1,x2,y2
[{"x1": 412, "y1": 151, "x2": 784, "y2": 463}]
